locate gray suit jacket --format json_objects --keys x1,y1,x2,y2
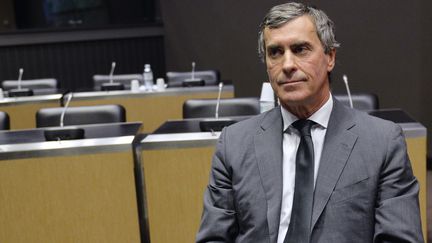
[{"x1": 196, "y1": 99, "x2": 423, "y2": 243}]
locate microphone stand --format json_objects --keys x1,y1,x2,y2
[
  {"x1": 8, "y1": 68, "x2": 34, "y2": 97},
  {"x1": 343, "y1": 74, "x2": 354, "y2": 109},
  {"x1": 101, "y1": 62, "x2": 125, "y2": 91},
  {"x1": 183, "y1": 61, "x2": 204, "y2": 87},
  {"x1": 44, "y1": 92, "x2": 85, "y2": 141},
  {"x1": 199, "y1": 82, "x2": 236, "y2": 133}
]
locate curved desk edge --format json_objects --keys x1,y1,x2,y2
[
  {"x1": 141, "y1": 132, "x2": 219, "y2": 150},
  {"x1": 0, "y1": 85, "x2": 234, "y2": 106},
  {"x1": 400, "y1": 122, "x2": 427, "y2": 138},
  {"x1": 0, "y1": 136, "x2": 135, "y2": 160}
]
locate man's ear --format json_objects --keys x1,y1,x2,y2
[{"x1": 326, "y1": 49, "x2": 336, "y2": 72}]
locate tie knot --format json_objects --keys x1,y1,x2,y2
[{"x1": 292, "y1": 119, "x2": 315, "y2": 137}]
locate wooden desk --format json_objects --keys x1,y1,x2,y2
[
  {"x1": 0, "y1": 85, "x2": 234, "y2": 132},
  {"x1": 401, "y1": 123, "x2": 427, "y2": 240},
  {"x1": 0, "y1": 123, "x2": 143, "y2": 243},
  {"x1": 140, "y1": 131, "x2": 218, "y2": 243}
]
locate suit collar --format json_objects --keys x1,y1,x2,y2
[
  {"x1": 254, "y1": 100, "x2": 359, "y2": 239},
  {"x1": 280, "y1": 94, "x2": 334, "y2": 131},
  {"x1": 311, "y1": 98, "x2": 358, "y2": 229},
  {"x1": 255, "y1": 108, "x2": 284, "y2": 242}
]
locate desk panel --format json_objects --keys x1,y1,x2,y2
[
  {"x1": 1, "y1": 100, "x2": 59, "y2": 130},
  {"x1": 71, "y1": 91, "x2": 233, "y2": 133},
  {"x1": 406, "y1": 136, "x2": 427, "y2": 240},
  {"x1": 141, "y1": 146, "x2": 214, "y2": 243},
  {"x1": 0, "y1": 86, "x2": 234, "y2": 132},
  {"x1": 0, "y1": 151, "x2": 140, "y2": 243}
]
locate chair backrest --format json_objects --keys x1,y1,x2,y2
[
  {"x1": 166, "y1": 70, "x2": 220, "y2": 87},
  {"x1": 2, "y1": 79, "x2": 58, "y2": 94},
  {"x1": 333, "y1": 93, "x2": 379, "y2": 111},
  {"x1": 0, "y1": 111, "x2": 10, "y2": 130},
  {"x1": 36, "y1": 104, "x2": 126, "y2": 128},
  {"x1": 183, "y1": 97, "x2": 260, "y2": 119},
  {"x1": 93, "y1": 74, "x2": 143, "y2": 90}
]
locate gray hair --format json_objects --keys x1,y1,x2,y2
[{"x1": 258, "y1": 2, "x2": 340, "y2": 62}]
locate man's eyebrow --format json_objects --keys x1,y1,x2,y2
[
  {"x1": 266, "y1": 44, "x2": 281, "y2": 50},
  {"x1": 290, "y1": 41, "x2": 311, "y2": 48}
]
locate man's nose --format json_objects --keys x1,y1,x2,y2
[{"x1": 282, "y1": 52, "x2": 296, "y2": 73}]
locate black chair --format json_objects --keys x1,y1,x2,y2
[
  {"x1": 166, "y1": 70, "x2": 220, "y2": 87},
  {"x1": 183, "y1": 97, "x2": 260, "y2": 119},
  {"x1": 36, "y1": 104, "x2": 126, "y2": 128},
  {"x1": 0, "y1": 111, "x2": 10, "y2": 130},
  {"x1": 2, "y1": 79, "x2": 59, "y2": 95},
  {"x1": 93, "y1": 74, "x2": 143, "y2": 90},
  {"x1": 333, "y1": 93, "x2": 379, "y2": 111}
]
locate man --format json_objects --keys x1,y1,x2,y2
[{"x1": 196, "y1": 2, "x2": 423, "y2": 243}]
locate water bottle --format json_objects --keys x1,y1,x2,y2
[{"x1": 143, "y1": 64, "x2": 154, "y2": 91}]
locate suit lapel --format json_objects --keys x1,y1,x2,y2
[
  {"x1": 254, "y1": 108, "x2": 284, "y2": 242},
  {"x1": 311, "y1": 99, "x2": 358, "y2": 229}
]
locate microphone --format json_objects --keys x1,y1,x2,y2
[
  {"x1": 191, "y1": 61, "x2": 196, "y2": 80},
  {"x1": 215, "y1": 82, "x2": 223, "y2": 119},
  {"x1": 100, "y1": 61, "x2": 125, "y2": 91},
  {"x1": 60, "y1": 92, "x2": 73, "y2": 127},
  {"x1": 199, "y1": 81, "x2": 236, "y2": 133},
  {"x1": 44, "y1": 91, "x2": 85, "y2": 141},
  {"x1": 109, "y1": 62, "x2": 116, "y2": 84},
  {"x1": 183, "y1": 61, "x2": 204, "y2": 87},
  {"x1": 342, "y1": 74, "x2": 354, "y2": 109},
  {"x1": 8, "y1": 68, "x2": 34, "y2": 97},
  {"x1": 17, "y1": 68, "x2": 23, "y2": 90}
]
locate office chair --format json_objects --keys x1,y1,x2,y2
[
  {"x1": 183, "y1": 97, "x2": 260, "y2": 119},
  {"x1": 36, "y1": 104, "x2": 126, "y2": 128},
  {"x1": 333, "y1": 93, "x2": 379, "y2": 111},
  {"x1": 0, "y1": 111, "x2": 10, "y2": 130},
  {"x1": 166, "y1": 70, "x2": 220, "y2": 87},
  {"x1": 2, "y1": 79, "x2": 59, "y2": 95},
  {"x1": 93, "y1": 74, "x2": 143, "y2": 90}
]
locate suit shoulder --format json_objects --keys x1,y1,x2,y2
[
  {"x1": 222, "y1": 115, "x2": 263, "y2": 139},
  {"x1": 224, "y1": 107, "x2": 279, "y2": 135},
  {"x1": 350, "y1": 109, "x2": 402, "y2": 136}
]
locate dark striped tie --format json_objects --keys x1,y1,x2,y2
[{"x1": 284, "y1": 119, "x2": 315, "y2": 243}]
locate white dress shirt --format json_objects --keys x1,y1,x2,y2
[{"x1": 276, "y1": 95, "x2": 333, "y2": 243}]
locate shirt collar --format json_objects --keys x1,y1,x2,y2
[{"x1": 281, "y1": 94, "x2": 333, "y2": 132}]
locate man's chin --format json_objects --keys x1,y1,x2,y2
[{"x1": 278, "y1": 93, "x2": 309, "y2": 106}]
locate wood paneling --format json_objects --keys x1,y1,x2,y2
[
  {"x1": 0, "y1": 36, "x2": 165, "y2": 91},
  {"x1": 0, "y1": 151, "x2": 141, "y2": 243}
]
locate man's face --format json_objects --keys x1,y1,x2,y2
[{"x1": 264, "y1": 15, "x2": 335, "y2": 113}]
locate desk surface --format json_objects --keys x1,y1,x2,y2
[
  {"x1": 0, "y1": 85, "x2": 234, "y2": 106},
  {"x1": 0, "y1": 122, "x2": 141, "y2": 160},
  {"x1": 150, "y1": 109, "x2": 426, "y2": 137}
]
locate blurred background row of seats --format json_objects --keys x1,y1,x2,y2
[
  {"x1": 0, "y1": 105, "x2": 125, "y2": 131},
  {"x1": 183, "y1": 93, "x2": 379, "y2": 119},
  {"x1": 0, "y1": 92, "x2": 378, "y2": 131},
  {"x1": 1, "y1": 69, "x2": 221, "y2": 94}
]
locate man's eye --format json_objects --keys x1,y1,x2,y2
[
  {"x1": 268, "y1": 48, "x2": 283, "y2": 58},
  {"x1": 292, "y1": 45, "x2": 308, "y2": 54}
]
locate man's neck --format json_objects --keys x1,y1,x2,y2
[{"x1": 282, "y1": 92, "x2": 331, "y2": 119}]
